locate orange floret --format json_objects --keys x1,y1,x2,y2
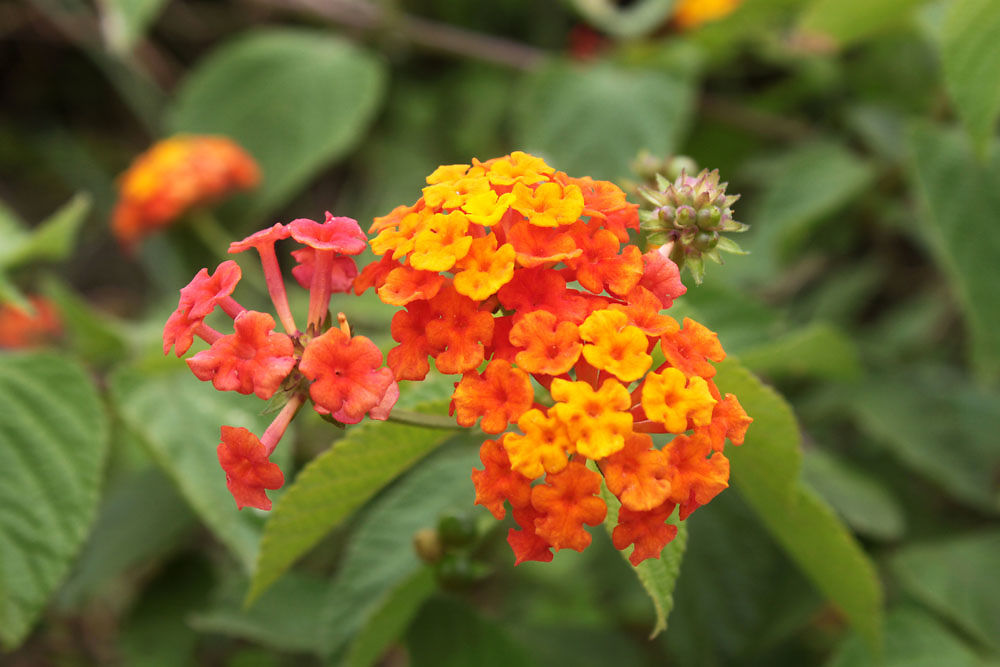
[
  {"x1": 549, "y1": 378, "x2": 633, "y2": 459},
  {"x1": 555, "y1": 173, "x2": 639, "y2": 242},
  {"x1": 531, "y1": 461, "x2": 607, "y2": 552},
  {"x1": 505, "y1": 221, "x2": 583, "y2": 268},
  {"x1": 700, "y1": 393, "x2": 754, "y2": 451},
  {"x1": 665, "y1": 432, "x2": 730, "y2": 520},
  {"x1": 471, "y1": 436, "x2": 533, "y2": 519},
  {"x1": 509, "y1": 310, "x2": 582, "y2": 376},
  {"x1": 425, "y1": 286, "x2": 494, "y2": 374},
  {"x1": 612, "y1": 501, "x2": 679, "y2": 566},
  {"x1": 453, "y1": 234, "x2": 516, "y2": 300},
  {"x1": 660, "y1": 317, "x2": 726, "y2": 379},
  {"x1": 502, "y1": 408, "x2": 572, "y2": 479},
  {"x1": 486, "y1": 150, "x2": 554, "y2": 186},
  {"x1": 640, "y1": 367, "x2": 717, "y2": 433},
  {"x1": 565, "y1": 226, "x2": 643, "y2": 296},
  {"x1": 377, "y1": 265, "x2": 446, "y2": 306},
  {"x1": 673, "y1": 0, "x2": 741, "y2": 29},
  {"x1": 409, "y1": 211, "x2": 473, "y2": 272},
  {"x1": 578, "y1": 309, "x2": 652, "y2": 383},
  {"x1": 600, "y1": 432, "x2": 672, "y2": 512},
  {"x1": 387, "y1": 299, "x2": 439, "y2": 381},
  {"x1": 508, "y1": 505, "x2": 554, "y2": 565},
  {"x1": 217, "y1": 426, "x2": 284, "y2": 511},
  {"x1": 609, "y1": 286, "x2": 679, "y2": 338},
  {"x1": 451, "y1": 359, "x2": 534, "y2": 433}
]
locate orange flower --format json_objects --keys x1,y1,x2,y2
[
  {"x1": 531, "y1": 461, "x2": 607, "y2": 552},
  {"x1": 673, "y1": 0, "x2": 742, "y2": 29},
  {"x1": 660, "y1": 317, "x2": 726, "y2": 379},
  {"x1": 217, "y1": 426, "x2": 285, "y2": 511},
  {"x1": 665, "y1": 432, "x2": 730, "y2": 520},
  {"x1": 112, "y1": 135, "x2": 259, "y2": 247},
  {"x1": 451, "y1": 359, "x2": 534, "y2": 433},
  {"x1": 0, "y1": 296, "x2": 61, "y2": 349},
  {"x1": 509, "y1": 310, "x2": 582, "y2": 376},
  {"x1": 600, "y1": 433, "x2": 671, "y2": 512},
  {"x1": 612, "y1": 501, "x2": 679, "y2": 566},
  {"x1": 471, "y1": 436, "x2": 533, "y2": 520},
  {"x1": 163, "y1": 260, "x2": 243, "y2": 356}
]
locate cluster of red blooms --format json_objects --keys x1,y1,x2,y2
[
  {"x1": 113, "y1": 135, "x2": 259, "y2": 248},
  {"x1": 163, "y1": 213, "x2": 398, "y2": 510},
  {"x1": 0, "y1": 296, "x2": 61, "y2": 349},
  {"x1": 356, "y1": 152, "x2": 751, "y2": 565}
]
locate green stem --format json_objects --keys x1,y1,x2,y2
[{"x1": 386, "y1": 409, "x2": 466, "y2": 430}]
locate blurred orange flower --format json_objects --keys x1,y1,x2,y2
[
  {"x1": 112, "y1": 135, "x2": 259, "y2": 248},
  {"x1": 673, "y1": 0, "x2": 742, "y2": 29},
  {"x1": 0, "y1": 296, "x2": 61, "y2": 349}
]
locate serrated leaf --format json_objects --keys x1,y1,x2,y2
[
  {"x1": 320, "y1": 440, "x2": 481, "y2": 656},
  {"x1": 343, "y1": 567, "x2": 436, "y2": 667},
  {"x1": 940, "y1": 0, "x2": 1000, "y2": 157},
  {"x1": 717, "y1": 360, "x2": 883, "y2": 650},
  {"x1": 797, "y1": 0, "x2": 926, "y2": 46},
  {"x1": 249, "y1": 401, "x2": 458, "y2": 603},
  {"x1": 109, "y1": 364, "x2": 272, "y2": 572},
  {"x1": 739, "y1": 323, "x2": 862, "y2": 381},
  {"x1": 0, "y1": 353, "x2": 109, "y2": 649},
  {"x1": 890, "y1": 531, "x2": 1000, "y2": 652},
  {"x1": 906, "y1": 123, "x2": 1000, "y2": 382},
  {"x1": 598, "y1": 481, "x2": 687, "y2": 638},
  {"x1": 514, "y1": 60, "x2": 694, "y2": 181},
  {"x1": 169, "y1": 29, "x2": 387, "y2": 218},
  {"x1": 0, "y1": 193, "x2": 91, "y2": 270}
]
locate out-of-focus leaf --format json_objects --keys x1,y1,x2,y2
[
  {"x1": 802, "y1": 448, "x2": 905, "y2": 541},
  {"x1": 717, "y1": 360, "x2": 883, "y2": 650},
  {"x1": 514, "y1": 60, "x2": 695, "y2": 181},
  {"x1": 0, "y1": 200, "x2": 27, "y2": 241},
  {"x1": 0, "y1": 353, "x2": 109, "y2": 650},
  {"x1": 57, "y1": 467, "x2": 196, "y2": 608},
  {"x1": 98, "y1": 0, "x2": 169, "y2": 53},
  {"x1": 343, "y1": 567, "x2": 437, "y2": 667},
  {"x1": 827, "y1": 606, "x2": 984, "y2": 667},
  {"x1": 906, "y1": 123, "x2": 1000, "y2": 382},
  {"x1": 250, "y1": 401, "x2": 458, "y2": 603},
  {"x1": 41, "y1": 277, "x2": 129, "y2": 367},
  {"x1": 320, "y1": 440, "x2": 482, "y2": 656},
  {"x1": 568, "y1": 0, "x2": 676, "y2": 39},
  {"x1": 407, "y1": 596, "x2": 539, "y2": 667},
  {"x1": 190, "y1": 572, "x2": 328, "y2": 654},
  {"x1": 739, "y1": 323, "x2": 862, "y2": 381},
  {"x1": 940, "y1": 0, "x2": 1000, "y2": 156},
  {"x1": 797, "y1": 0, "x2": 926, "y2": 46},
  {"x1": 110, "y1": 364, "x2": 272, "y2": 572},
  {"x1": 891, "y1": 531, "x2": 1000, "y2": 652},
  {"x1": 169, "y1": 29, "x2": 386, "y2": 218},
  {"x1": 0, "y1": 193, "x2": 91, "y2": 269},
  {"x1": 598, "y1": 476, "x2": 687, "y2": 638},
  {"x1": 848, "y1": 369, "x2": 1000, "y2": 513}
]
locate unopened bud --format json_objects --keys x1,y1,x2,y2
[{"x1": 413, "y1": 528, "x2": 443, "y2": 563}]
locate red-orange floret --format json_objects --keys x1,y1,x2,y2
[
  {"x1": 291, "y1": 248, "x2": 358, "y2": 293},
  {"x1": 664, "y1": 432, "x2": 730, "y2": 520},
  {"x1": 639, "y1": 247, "x2": 687, "y2": 309},
  {"x1": 496, "y1": 266, "x2": 590, "y2": 324},
  {"x1": 600, "y1": 432, "x2": 672, "y2": 512},
  {"x1": 217, "y1": 425, "x2": 285, "y2": 510},
  {"x1": 565, "y1": 225, "x2": 643, "y2": 296},
  {"x1": 555, "y1": 173, "x2": 639, "y2": 242},
  {"x1": 299, "y1": 328, "x2": 398, "y2": 424},
  {"x1": 287, "y1": 211, "x2": 367, "y2": 255},
  {"x1": 377, "y1": 266, "x2": 446, "y2": 306},
  {"x1": 387, "y1": 299, "x2": 439, "y2": 381},
  {"x1": 700, "y1": 393, "x2": 753, "y2": 451},
  {"x1": 504, "y1": 221, "x2": 582, "y2": 267},
  {"x1": 425, "y1": 286, "x2": 494, "y2": 374},
  {"x1": 530, "y1": 461, "x2": 607, "y2": 552},
  {"x1": 611, "y1": 501, "x2": 679, "y2": 566},
  {"x1": 509, "y1": 310, "x2": 582, "y2": 376},
  {"x1": 609, "y1": 286, "x2": 680, "y2": 338},
  {"x1": 353, "y1": 254, "x2": 399, "y2": 295},
  {"x1": 471, "y1": 436, "x2": 533, "y2": 519},
  {"x1": 186, "y1": 310, "x2": 296, "y2": 400},
  {"x1": 163, "y1": 260, "x2": 243, "y2": 356},
  {"x1": 660, "y1": 317, "x2": 726, "y2": 379},
  {"x1": 508, "y1": 505, "x2": 554, "y2": 565},
  {"x1": 0, "y1": 296, "x2": 61, "y2": 349},
  {"x1": 451, "y1": 360, "x2": 534, "y2": 433}
]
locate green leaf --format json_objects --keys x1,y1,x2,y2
[
  {"x1": 249, "y1": 401, "x2": 458, "y2": 603},
  {"x1": 717, "y1": 360, "x2": 884, "y2": 650},
  {"x1": 906, "y1": 123, "x2": 1000, "y2": 382},
  {"x1": 190, "y1": 572, "x2": 329, "y2": 654},
  {"x1": 98, "y1": 0, "x2": 169, "y2": 53},
  {"x1": 320, "y1": 439, "x2": 482, "y2": 656},
  {"x1": 0, "y1": 193, "x2": 91, "y2": 270},
  {"x1": 343, "y1": 567, "x2": 437, "y2": 667},
  {"x1": 568, "y1": 0, "x2": 676, "y2": 39},
  {"x1": 801, "y1": 448, "x2": 905, "y2": 541},
  {"x1": 514, "y1": 60, "x2": 695, "y2": 181},
  {"x1": 109, "y1": 364, "x2": 273, "y2": 572},
  {"x1": 0, "y1": 353, "x2": 109, "y2": 650},
  {"x1": 797, "y1": 0, "x2": 926, "y2": 46},
  {"x1": 828, "y1": 606, "x2": 985, "y2": 667},
  {"x1": 169, "y1": 29, "x2": 387, "y2": 218},
  {"x1": 406, "y1": 596, "x2": 539, "y2": 667},
  {"x1": 891, "y1": 531, "x2": 1000, "y2": 652},
  {"x1": 848, "y1": 368, "x2": 1000, "y2": 514},
  {"x1": 739, "y1": 323, "x2": 862, "y2": 381},
  {"x1": 940, "y1": 0, "x2": 1000, "y2": 157},
  {"x1": 41, "y1": 277, "x2": 129, "y2": 368},
  {"x1": 598, "y1": 475, "x2": 687, "y2": 638}
]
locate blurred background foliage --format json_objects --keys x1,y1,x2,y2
[{"x1": 1, "y1": 0, "x2": 1000, "y2": 665}]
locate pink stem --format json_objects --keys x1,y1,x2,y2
[
  {"x1": 218, "y1": 296, "x2": 246, "y2": 319},
  {"x1": 307, "y1": 249, "x2": 334, "y2": 331},
  {"x1": 261, "y1": 394, "x2": 305, "y2": 456},
  {"x1": 195, "y1": 322, "x2": 224, "y2": 345},
  {"x1": 257, "y1": 244, "x2": 298, "y2": 335}
]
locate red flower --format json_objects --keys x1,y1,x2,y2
[
  {"x1": 0, "y1": 296, "x2": 61, "y2": 349},
  {"x1": 217, "y1": 426, "x2": 285, "y2": 510},
  {"x1": 163, "y1": 260, "x2": 243, "y2": 356}
]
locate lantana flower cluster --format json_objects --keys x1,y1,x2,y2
[
  {"x1": 113, "y1": 135, "x2": 259, "y2": 248},
  {"x1": 164, "y1": 213, "x2": 398, "y2": 510},
  {"x1": 0, "y1": 296, "x2": 61, "y2": 349},
  {"x1": 356, "y1": 152, "x2": 751, "y2": 565}
]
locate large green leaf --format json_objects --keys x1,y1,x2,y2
[
  {"x1": 598, "y1": 476, "x2": 687, "y2": 638},
  {"x1": 891, "y1": 531, "x2": 1000, "y2": 652},
  {"x1": 717, "y1": 360, "x2": 883, "y2": 650},
  {"x1": 514, "y1": 60, "x2": 695, "y2": 181},
  {"x1": 940, "y1": 0, "x2": 1000, "y2": 156},
  {"x1": 109, "y1": 363, "x2": 273, "y2": 572},
  {"x1": 249, "y1": 401, "x2": 459, "y2": 602},
  {"x1": 906, "y1": 123, "x2": 1000, "y2": 382},
  {"x1": 0, "y1": 353, "x2": 109, "y2": 650},
  {"x1": 797, "y1": 0, "x2": 926, "y2": 46},
  {"x1": 169, "y1": 29, "x2": 386, "y2": 218},
  {"x1": 320, "y1": 440, "x2": 482, "y2": 656},
  {"x1": 739, "y1": 323, "x2": 862, "y2": 381}
]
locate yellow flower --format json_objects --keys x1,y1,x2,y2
[
  {"x1": 579, "y1": 309, "x2": 652, "y2": 383},
  {"x1": 550, "y1": 378, "x2": 633, "y2": 459},
  {"x1": 641, "y1": 368, "x2": 716, "y2": 433}
]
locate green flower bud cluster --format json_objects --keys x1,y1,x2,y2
[{"x1": 637, "y1": 164, "x2": 749, "y2": 284}]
